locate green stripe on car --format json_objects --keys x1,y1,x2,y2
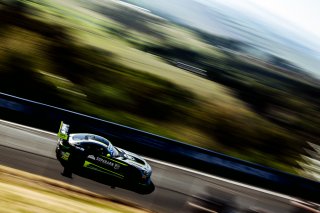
[{"x1": 83, "y1": 161, "x2": 124, "y2": 178}]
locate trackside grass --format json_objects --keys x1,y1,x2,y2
[{"x1": 0, "y1": 165, "x2": 151, "y2": 213}]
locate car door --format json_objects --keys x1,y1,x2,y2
[
  {"x1": 94, "y1": 147, "x2": 127, "y2": 180},
  {"x1": 83, "y1": 143, "x2": 125, "y2": 180}
]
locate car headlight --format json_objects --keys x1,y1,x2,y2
[{"x1": 142, "y1": 169, "x2": 151, "y2": 177}]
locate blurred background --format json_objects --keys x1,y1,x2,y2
[{"x1": 0, "y1": 0, "x2": 319, "y2": 179}]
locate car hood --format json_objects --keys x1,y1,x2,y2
[{"x1": 116, "y1": 147, "x2": 151, "y2": 172}]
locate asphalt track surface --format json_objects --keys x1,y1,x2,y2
[{"x1": 0, "y1": 119, "x2": 299, "y2": 213}]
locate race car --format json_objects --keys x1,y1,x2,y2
[{"x1": 56, "y1": 121, "x2": 154, "y2": 193}]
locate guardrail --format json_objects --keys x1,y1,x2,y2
[{"x1": 0, "y1": 92, "x2": 319, "y2": 203}]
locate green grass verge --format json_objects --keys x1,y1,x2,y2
[{"x1": 0, "y1": 165, "x2": 151, "y2": 213}]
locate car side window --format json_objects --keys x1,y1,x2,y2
[{"x1": 82, "y1": 143, "x2": 106, "y2": 156}]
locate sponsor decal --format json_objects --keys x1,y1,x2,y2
[
  {"x1": 61, "y1": 152, "x2": 70, "y2": 161},
  {"x1": 75, "y1": 146, "x2": 84, "y2": 151},
  {"x1": 114, "y1": 164, "x2": 120, "y2": 170},
  {"x1": 83, "y1": 161, "x2": 124, "y2": 179},
  {"x1": 96, "y1": 157, "x2": 114, "y2": 167},
  {"x1": 87, "y1": 155, "x2": 95, "y2": 160}
]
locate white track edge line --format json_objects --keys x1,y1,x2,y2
[
  {"x1": 187, "y1": 201, "x2": 217, "y2": 213},
  {"x1": 0, "y1": 119, "x2": 56, "y2": 136}
]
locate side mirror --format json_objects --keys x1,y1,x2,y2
[{"x1": 107, "y1": 154, "x2": 111, "y2": 158}]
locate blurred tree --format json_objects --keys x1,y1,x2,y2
[{"x1": 0, "y1": 52, "x2": 60, "y2": 104}]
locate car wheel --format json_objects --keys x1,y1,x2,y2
[{"x1": 61, "y1": 167, "x2": 72, "y2": 178}]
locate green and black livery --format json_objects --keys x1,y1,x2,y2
[{"x1": 56, "y1": 121, "x2": 154, "y2": 193}]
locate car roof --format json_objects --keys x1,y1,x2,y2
[{"x1": 70, "y1": 133, "x2": 111, "y2": 146}]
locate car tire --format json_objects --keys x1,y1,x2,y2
[{"x1": 61, "y1": 167, "x2": 72, "y2": 178}]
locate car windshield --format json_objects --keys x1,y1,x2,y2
[
  {"x1": 72, "y1": 134, "x2": 110, "y2": 146},
  {"x1": 71, "y1": 134, "x2": 119, "y2": 157},
  {"x1": 90, "y1": 135, "x2": 110, "y2": 146},
  {"x1": 108, "y1": 143, "x2": 119, "y2": 157}
]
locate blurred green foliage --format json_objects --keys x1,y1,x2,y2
[{"x1": 0, "y1": 0, "x2": 319, "y2": 174}]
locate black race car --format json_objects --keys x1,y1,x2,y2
[{"x1": 56, "y1": 122, "x2": 154, "y2": 193}]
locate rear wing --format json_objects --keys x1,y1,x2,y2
[{"x1": 57, "y1": 121, "x2": 70, "y2": 140}]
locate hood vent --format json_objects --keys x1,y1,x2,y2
[{"x1": 132, "y1": 156, "x2": 145, "y2": 165}]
